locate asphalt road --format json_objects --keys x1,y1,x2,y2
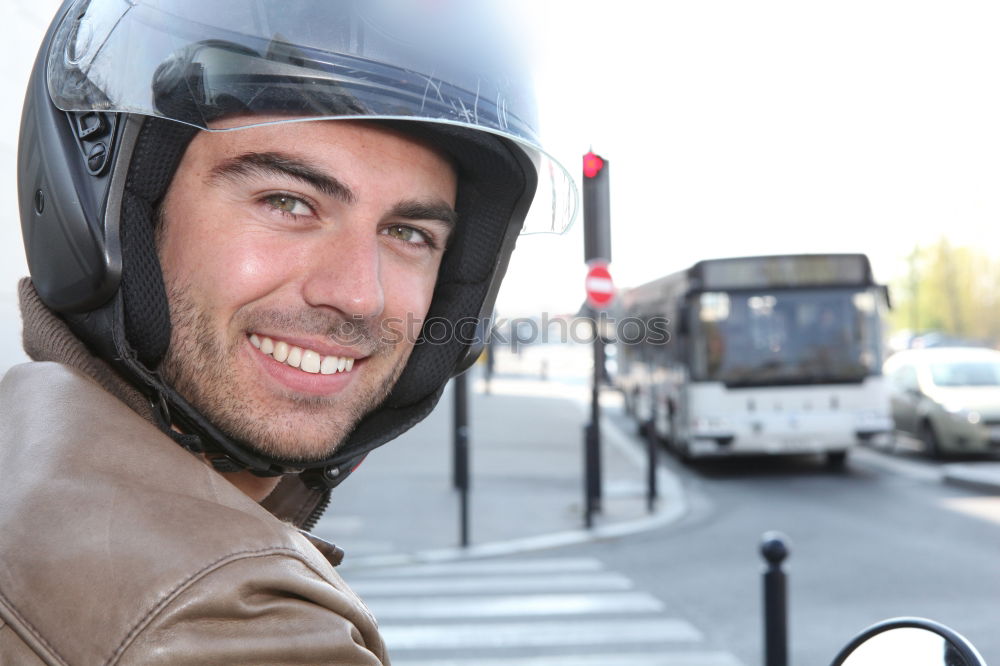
[
  {"x1": 325, "y1": 345, "x2": 1000, "y2": 664},
  {"x1": 565, "y1": 414, "x2": 1000, "y2": 665}
]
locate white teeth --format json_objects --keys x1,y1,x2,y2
[
  {"x1": 250, "y1": 334, "x2": 357, "y2": 376},
  {"x1": 320, "y1": 356, "x2": 338, "y2": 375},
  {"x1": 300, "y1": 350, "x2": 321, "y2": 374},
  {"x1": 286, "y1": 346, "x2": 303, "y2": 369}
]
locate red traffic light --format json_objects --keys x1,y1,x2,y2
[{"x1": 583, "y1": 151, "x2": 605, "y2": 179}]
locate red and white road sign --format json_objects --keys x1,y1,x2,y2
[{"x1": 585, "y1": 262, "x2": 615, "y2": 309}]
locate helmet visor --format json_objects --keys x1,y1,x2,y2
[{"x1": 46, "y1": 0, "x2": 576, "y2": 233}]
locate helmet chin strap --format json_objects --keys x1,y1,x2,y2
[
  {"x1": 145, "y1": 369, "x2": 354, "y2": 488},
  {"x1": 150, "y1": 383, "x2": 359, "y2": 488}
]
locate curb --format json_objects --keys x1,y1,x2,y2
[{"x1": 942, "y1": 463, "x2": 1000, "y2": 495}]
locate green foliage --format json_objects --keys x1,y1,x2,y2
[{"x1": 890, "y1": 238, "x2": 1000, "y2": 345}]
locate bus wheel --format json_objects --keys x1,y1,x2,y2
[{"x1": 825, "y1": 450, "x2": 848, "y2": 469}]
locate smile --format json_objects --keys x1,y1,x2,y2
[{"x1": 249, "y1": 333, "x2": 356, "y2": 375}]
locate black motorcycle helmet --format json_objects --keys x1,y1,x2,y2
[{"x1": 18, "y1": 0, "x2": 576, "y2": 490}]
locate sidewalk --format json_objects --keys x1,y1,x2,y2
[{"x1": 312, "y1": 345, "x2": 686, "y2": 570}]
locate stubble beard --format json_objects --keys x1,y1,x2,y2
[{"x1": 158, "y1": 279, "x2": 409, "y2": 464}]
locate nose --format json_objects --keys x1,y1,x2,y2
[{"x1": 301, "y1": 227, "x2": 385, "y2": 320}]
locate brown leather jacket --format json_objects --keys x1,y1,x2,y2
[{"x1": 0, "y1": 361, "x2": 389, "y2": 664}]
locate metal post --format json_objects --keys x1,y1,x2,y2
[
  {"x1": 761, "y1": 532, "x2": 790, "y2": 666},
  {"x1": 583, "y1": 423, "x2": 595, "y2": 528},
  {"x1": 452, "y1": 375, "x2": 461, "y2": 489},
  {"x1": 645, "y1": 406, "x2": 659, "y2": 513},
  {"x1": 590, "y1": 324, "x2": 604, "y2": 512},
  {"x1": 454, "y1": 373, "x2": 470, "y2": 547}
]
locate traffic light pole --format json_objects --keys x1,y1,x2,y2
[
  {"x1": 581, "y1": 151, "x2": 611, "y2": 530},
  {"x1": 585, "y1": 327, "x2": 604, "y2": 526},
  {"x1": 593, "y1": 335, "x2": 605, "y2": 500}
]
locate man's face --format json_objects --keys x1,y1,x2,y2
[{"x1": 157, "y1": 119, "x2": 457, "y2": 463}]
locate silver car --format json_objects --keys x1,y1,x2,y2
[{"x1": 883, "y1": 347, "x2": 1000, "y2": 457}]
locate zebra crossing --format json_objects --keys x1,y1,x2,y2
[{"x1": 343, "y1": 556, "x2": 745, "y2": 666}]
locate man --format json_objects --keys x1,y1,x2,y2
[{"x1": 1, "y1": 0, "x2": 574, "y2": 662}]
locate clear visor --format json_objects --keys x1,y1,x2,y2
[{"x1": 46, "y1": 0, "x2": 576, "y2": 233}]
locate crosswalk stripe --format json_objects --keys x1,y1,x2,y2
[
  {"x1": 350, "y1": 573, "x2": 633, "y2": 596},
  {"x1": 354, "y1": 558, "x2": 606, "y2": 577},
  {"x1": 351, "y1": 556, "x2": 745, "y2": 665},
  {"x1": 380, "y1": 618, "x2": 703, "y2": 650},
  {"x1": 366, "y1": 591, "x2": 665, "y2": 619},
  {"x1": 392, "y1": 653, "x2": 745, "y2": 666}
]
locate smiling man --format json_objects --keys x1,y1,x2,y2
[
  {"x1": 1, "y1": 0, "x2": 573, "y2": 663},
  {"x1": 157, "y1": 120, "x2": 459, "y2": 499}
]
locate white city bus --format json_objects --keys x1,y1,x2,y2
[{"x1": 616, "y1": 254, "x2": 893, "y2": 466}]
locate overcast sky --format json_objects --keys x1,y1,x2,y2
[
  {"x1": 493, "y1": 0, "x2": 1000, "y2": 316},
  {"x1": 4, "y1": 1, "x2": 1000, "y2": 336}
]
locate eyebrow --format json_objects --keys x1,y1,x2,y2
[
  {"x1": 391, "y1": 200, "x2": 459, "y2": 233},
  {"x1": 208, "y1": 151, "x2": 357, "y2": 204}
]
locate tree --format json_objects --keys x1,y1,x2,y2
[{"x1": 890, "y1": 238, "x2": 1000, "y2": 346}]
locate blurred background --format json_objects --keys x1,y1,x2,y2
[
  {"x1": 8, "y1": 3, "x2": 1000, "y2": 664},
  {"x1": 7, "y1": 1, "x2": 1000, "y2": 346}
]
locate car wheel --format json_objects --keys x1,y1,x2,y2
[{"x1": 919, "y1": 420, "x2": 944, "y2": 460}]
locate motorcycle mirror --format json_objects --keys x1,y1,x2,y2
[{"x1": 830, "y1": 617, "x2": 985, "y2": 666}]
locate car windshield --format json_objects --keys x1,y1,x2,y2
[
  {"x1": 690, "y1": 288, "x2": 883, "y2": 387},
  {"x1": 929, "y1": 360, "x2": 1000, "y2": 387}
]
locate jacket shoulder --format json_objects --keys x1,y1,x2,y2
[
  {"x1": 116, "y1": 553, "x2": 386, "y2": 664},
  {"x1": 0, "y1": 363, "x2": 380, "y2": 663}
]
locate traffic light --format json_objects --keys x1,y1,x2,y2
[
  {"x1": 583, "y1": 151, "x2": 611, "y2": 263},
  {"x1": 583, "y1": 152, "x2": 604, "y2": 179}
]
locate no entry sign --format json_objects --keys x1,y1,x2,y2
[{"x1": 585, "y1": 262, "x2": 614, "y2": 309}]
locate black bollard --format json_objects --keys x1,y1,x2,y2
[
  {"x1": 645, "y1": 416, "x2": 658, "y2": 513},
  {"x1": 760, "y1": 531, "x2": 790, "y2": 666},
  {"x1": 583, "y1": 423, "x2": 597, "y2": 528}
]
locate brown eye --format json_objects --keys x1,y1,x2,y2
[
  {"x1": 383, "y1": 224, "x2": 431, "y2": 246},
  {"x1": 263, "y1": 194, "x2": 312, "y2": 216}
]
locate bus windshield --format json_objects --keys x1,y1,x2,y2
[{"x1": 690, "y1": 288, "x2": 883, "y2": 386}]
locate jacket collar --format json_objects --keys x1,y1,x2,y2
[{"x1": 19, "y1": 277, "x2": 155, "y2": 421}]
